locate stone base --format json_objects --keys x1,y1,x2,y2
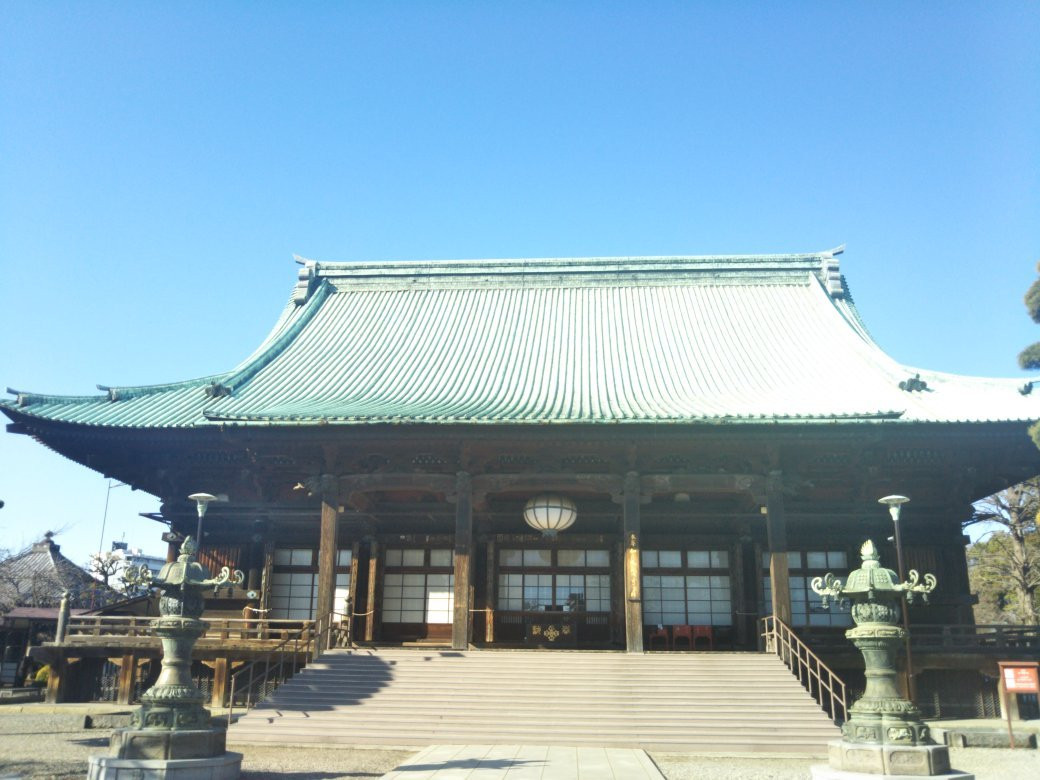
[
  {"x1": 810, "y1": 766, "x2": 974, "y2": 780},
  {"x1": 110, "y1": 727, "x2": 227, "y2": 760},
  {"x1": 87, "y1": 751, "x2": 242, "y2": 780},
  {"x1": 824, "y1": 740, "x2": 966, "y2": 777}
]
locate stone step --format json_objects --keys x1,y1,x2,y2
[{"x1": 228, "y1": 649, "x2": 841, "y2": 753}]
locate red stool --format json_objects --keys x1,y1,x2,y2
[
  {"x1": 648, "y1": 625, "x2": 670, "y2": 650},
  {"x1": 672, "y1": 624, "x2": 693, "y2": 650},
  {"x1": 691, "y1": 625, "x2": 714, "y2": 650}
]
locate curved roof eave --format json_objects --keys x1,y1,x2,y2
[{"x1": 3, "y1": 250, "x2": 1036, "y2": 429}]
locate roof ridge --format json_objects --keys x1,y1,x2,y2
[
  {"x1": 293, "y1": 247, "x2": 850, "y2": 298},
  {"x1": 295, "y1": 246, "x2": 846, "y2": 268}
]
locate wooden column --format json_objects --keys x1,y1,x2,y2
[
  {"x1": 347, "y1": 541, "x2": 361, "y2": 641},
  {"x1": 315, "y1": 475, "x2": 340, "y2": 649},
  {"x1": 259, "y1": 539, "x2": 275, "y2": 611},
  {"x1": 765, "y1": 472, "x2": 792, "y2": 625},
  {"x1": 116, "y1": 653, "x2": 136, "y2": 705},
  {"x1": 452, "y1": 472, "x2": 473, "y2": 650},
  {"x1": 45, "y1": 657, "x2": 67, "y2": 704},
  {"x1": 622, "y1": 471, "x2": 644, "y2": 653},
  {"x1": 732, "y1": 537, "x2": 749, "y2": 648},
  {"x1": 485, "y1": 539, "x2": 496, "y2": 644},
  {"x1": 246, "y1": 528, "x2": 264, "y2": 593},
  {"x1": 365, "y1": 540, "x2": 379, "y2": 642},
  {"x1": 210, "y1": 657, "x2": 229, "y2": 708}
]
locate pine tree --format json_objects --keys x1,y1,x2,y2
[{"x1": 1020, "y1": 263, "x2": 1040, "y2": 447}]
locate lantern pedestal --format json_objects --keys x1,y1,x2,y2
[
  {"x1": 810, "y1": 541, "x2": 972, "y2": 778},
  {"x1": 87, "y1": 537, "x2": 244, "y2": 780},
  {"x1": 809, "y1": 741, "x2": 973, "y2": 778}
]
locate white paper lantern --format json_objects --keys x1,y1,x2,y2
[{"x1": 523, "y1": 495, "x2": 578, "y2": 537}]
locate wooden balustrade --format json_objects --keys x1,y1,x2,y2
[
  {"x1": 793, "y1": 623, "x2": 1040, "y2": 653},
  {"x1": 62, "y1": 616, "x2": 316, "y2": 644}
]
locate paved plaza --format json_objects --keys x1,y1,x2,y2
[
  {"x1": 0, "y1": 707, "x2": 1038, "y2": 779},
  {"x1": 379, "y1": 745, "x2": 663, "y2": 779}
]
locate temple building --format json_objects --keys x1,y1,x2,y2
[{"x1": 3, "y1": 249, "x2": 1038, "y2": 704}]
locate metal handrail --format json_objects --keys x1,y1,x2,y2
[
  {"x1": 761, "y1": 615, "x2": 847, "y2": 725},
  {"x1": 226, "y1": 609, "x2": 353, "y2": 725}
]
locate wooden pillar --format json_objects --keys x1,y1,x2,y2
[
  {"x1": 210, "y1": 657, "x2": 229, "y2": 708},
  {"x1": 246, "y1": 527, "x2": 264, "y2": 593},
  {"x1": 315, "y1": 476, "x2": 340, "y2": 621},
  {"x1": 45, "y1": 657, "x2": 67, "y2": 704},
  {"x1": 348, "y1": 541, "x2": 361, "y2": 640},
  {"x1": 452, "y1": 472, "x2": 473, "y2": 650},
  {"x1": 766, "y1": 472, "x2": 792, "y2": 625},
  {"x1": 485, "y1": 539, "x2": 496, "y2": 644},
  {"x1": 732, "y1": 537, "x2": 749, "y2": 648},
  {"x1": 623, "y1": 472, "x2": 644, "y2": 653},
  {"x1": 365, "y1": 539, "x2": 379, "y2": 642},
  {"x1": 259, "y1": 539, "x2": 275, "y2": 612},
  {"x1": 116, "y1": 653, "x2": 136, "y2": 705}
]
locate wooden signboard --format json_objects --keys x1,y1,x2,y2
[
  {"x1": 997, "y1": 661, "x2": 1040, "y2": 748},
  {"x1": 1001, "y1": 664, "x2": 1039, "y2": 693}
]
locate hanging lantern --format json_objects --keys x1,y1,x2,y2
[{"x1": 523, "y1": 495, "x2": 578, "y2": 537}]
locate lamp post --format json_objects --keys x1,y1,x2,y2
[
  {"x1": 879, "y1": 494, "x2": 915, "y2": 702},
  {"x1": 188, "y1": 492, "x2": 218, "y2": 549}
]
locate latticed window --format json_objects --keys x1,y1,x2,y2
[
  {"x1": 382, "y1": 548, "x2": 454, "y2": 624},
  {"x1": 641, "y1": 549, "x2": 732, "y2": 626},
  {"x1": 761, "y1": 550, "x2": 852, "y2": 627},
  {"x1": 497, "y1": 548, "x2": 610, "y2": 612},
  {"x1": 269, "y1": 548, "x2": 351, "y2": 620}
]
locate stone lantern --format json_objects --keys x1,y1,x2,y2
[
  {"x1": 809, "y1": 540, "x2": 971, "y2": 779},
  {"x1": 88, "y1": 536, "x2": 245, "y2": 779}
]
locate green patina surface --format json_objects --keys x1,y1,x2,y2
[{"x1": 2, "y1": 251, "x2": 1032, "y2": 428}]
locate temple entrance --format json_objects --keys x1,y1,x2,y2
[
  {"x1": 379, "y1": 546, "x2": 455, "y2": 642},
  {"x1": 490, "y1": 545, "x2": 614, "y2": 647}
]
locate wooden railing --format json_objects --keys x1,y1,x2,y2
[
  {"x1": 793, "y1": 623, "x2": 1040, "y2": 654},
  {"x1": 761, "y1": 615, "x2": 847, "y2": 725},
  {"x1": 225, "y1": 610, "x2": 353, "y2": 725},
  {"x1": 63, "y1": 615, "x2": 315, "y2": 643}
]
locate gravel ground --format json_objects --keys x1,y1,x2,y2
[{"x1": 0, "y1": 711, "x2": 1037, "y2": 779}]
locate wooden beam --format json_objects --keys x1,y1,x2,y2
[
  {"x1": 622, "y1": 471, "x2": 644, "y2": 653},
  {"x1": 315, "y1": 475, "x2": 339, "y2": 647},
  {"x1": 473, "y1": 473, "x2": 623, "y2": 501},
  {"x1": 339, "y1": 473, "x2": 455, "y2": 495},
  {"x1": 640, "y1": 473, "x2": 763, "y2": 496},
  {"x1": 766, "y1": 471, "x2": 792, "y2": 625},
  {"x1": 452, "y1": 472, "x2": 473, "y2": 650}
]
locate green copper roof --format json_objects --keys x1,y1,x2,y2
[{"x1": 4, "y1": 250, "x2": 1033, "y2": 428}]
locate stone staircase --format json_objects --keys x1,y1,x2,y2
[{"x1": 228, "y1": 648, "x2": 840, "y2": 754}]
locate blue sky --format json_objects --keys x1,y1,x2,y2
[{"x1": 1, "y1": 3, "x2": 1038, "y2": 562}]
